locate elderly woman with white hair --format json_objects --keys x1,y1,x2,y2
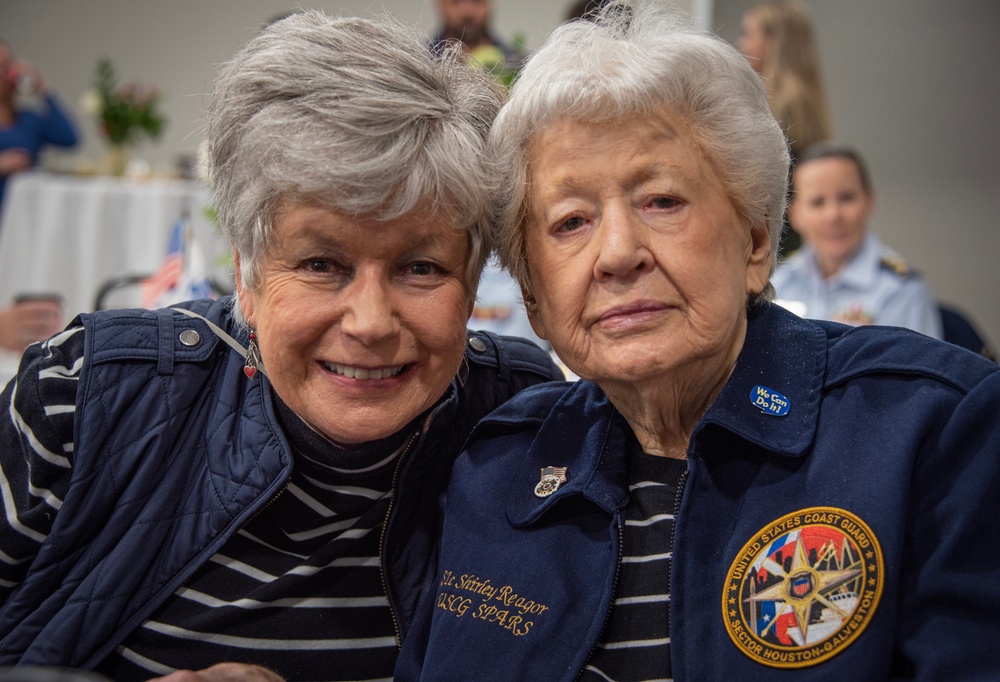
[
  {"x1": 0, "y1": 11, "x2": 559, "y2": 681},
  {"x1": 397, "y1": 1, "x2": 1000, "y2": 680}
]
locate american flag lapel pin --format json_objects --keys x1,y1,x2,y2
[{"x1": 534, "y1": 466, "x2": 568, "y2": 498}]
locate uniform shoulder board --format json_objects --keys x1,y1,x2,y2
[{"x1": 879, "y1": 253, "x2": 913, "y2": 278}]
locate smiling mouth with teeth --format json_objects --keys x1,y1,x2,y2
[{"x1": 323, "y1": 362, "x2": 409, "y2": 380}]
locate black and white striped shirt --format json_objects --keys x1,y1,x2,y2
[
  {"x1": 1, "y1": 327, "x2": 418, "y2": 681},
  {"x1": 581, "y1": 446, "x2": 687, "y2": 682},
  {"x1": 0, "y1": 327, "x2": 82, "y2": 596}
]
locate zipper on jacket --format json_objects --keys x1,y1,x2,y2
[
  {"x1": 165, "y1": 482, "x2": 289, "y2": 601},
  {"x1": 241, "y1": 482, "x2": 289, "y2": 526},
  {"x1": 669, "y1": 463, "x2": 690, "y2": 561},
  {"x1": 666, "y1": 462, "x2": 690, "y2": 679},
  {"x1": 81, "y1": 463, "x2": 293, "y2": 669},
  {"x1": 574, "y1": 460, "x2": 689, "y2": 681},
  {"x1": 575, "y1": 509, "x2": 626, "y2": 681},
  {"x1": 378, "y1": 426, "x2": 423, "y2": 648}
]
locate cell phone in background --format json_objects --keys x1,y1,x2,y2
[
  {"x1": 9, "y1": 293, "x2": 65, "y2": 349},
  {"x1": 13, "y1": 292, "x2": 63, "y2": 306}
]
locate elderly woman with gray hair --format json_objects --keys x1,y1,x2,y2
[
  {"x1": 398, "y1": 1, "x2": 1000, "y2": 680},
  {"x1": 0, "y1": 10, "x2": 559, "y2": 681}
]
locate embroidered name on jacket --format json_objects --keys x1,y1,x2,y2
[
  {"x1": 435, "y1": 569, "x2": 550, "y2": 637},
  {"x1": 723, "y1": 507, "x2": 884, "y2": 668}
]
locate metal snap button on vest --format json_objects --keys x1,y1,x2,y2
[
  {"x1": 179, "y1": 329, "x2": 201, "y2": 347},
  {"x1": 468, "y1": 337, "x2": 487, "y2": 352}
]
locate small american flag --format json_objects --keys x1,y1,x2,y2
[
  {"x1": 140, "y1": 215, "x2": 215, "y2": 308},
  {"x1": 140, "y1": 218, "x2": 185, "y2": 308}
]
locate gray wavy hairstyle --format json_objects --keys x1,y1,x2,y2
[
  {"x1": 205, "y1": 10, "x2": 505, "y2": 323},
  {"x1": 490, "y1": 0, "x2": 789, "y2": 303}
]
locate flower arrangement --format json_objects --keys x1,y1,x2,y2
[
  {"x1": 468, "y1": 34, "x2": 527, "y2": 89},
  {"x1": 92, "y1": 58, "x2": 166, "y2": 146},
  {"x1": 468, "y1": 45, "x2": 517, "y2": 88}
]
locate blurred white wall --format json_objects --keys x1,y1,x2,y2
[
  {"x1": 0, "y1": 0, "x2": 698, "y2": 174},
  {"x1": 3, "y1": 0, "x2": 996, "y2": 348},
  {"x1": 1, "y1": 0, "x2": 566, "y2": 173}
]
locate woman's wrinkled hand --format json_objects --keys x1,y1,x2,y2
[{"x1": 147, "y1": 663, "x2": 285, "y2": 682}]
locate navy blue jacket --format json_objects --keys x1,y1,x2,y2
[
  {"x1": 398, "y1": 303, "x2": 1000, "y2": 681},
  {"x1": 0, "y1": 298, "x2": 561, "y2": 668}
]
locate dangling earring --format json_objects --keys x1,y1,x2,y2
[{"x1": 244, "y1": 329, "x2": 262, "y2": 379}]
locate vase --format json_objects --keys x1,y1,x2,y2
[{"x1": 105, "y1": 144, "x2": 129, "y2": 177}]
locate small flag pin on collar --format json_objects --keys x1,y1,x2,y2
[{"x1": 534, "y1": 466, "x2": 568, "y2": 498}]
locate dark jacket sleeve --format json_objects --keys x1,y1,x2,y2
[{"x1": 894, "y1": 369, "x2": 1000, "y2": 679}]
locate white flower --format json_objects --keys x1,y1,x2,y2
[{"x1": 78, "y1": 88, "x2": 102, "y2": 115}]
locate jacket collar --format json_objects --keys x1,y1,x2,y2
[
  {"x1": 695, "y1": 302, "x2": 826, "y2": 458},
  {"x1": 506, "y1": 381, "x2": 630, "y2": 524},
  {"x1": 506, "y1": 303, "x2": 827, "y2": 524}
]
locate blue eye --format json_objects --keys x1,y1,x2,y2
[{"x1": 558, "y1": 216, "x2": 586, "y2": 232}]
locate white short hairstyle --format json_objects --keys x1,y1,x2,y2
[{"x1": 490, "y1": 0, "x2": 789, "y2": 303}]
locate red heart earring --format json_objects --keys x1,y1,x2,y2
[{"x1": 244, "y1": 330, "x2": 261, "y2": 379}]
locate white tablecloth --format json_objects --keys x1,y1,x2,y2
[{"x1": 0, "y1": 172, "x2": 232, "y2": 319}]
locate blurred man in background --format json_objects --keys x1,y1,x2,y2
[{"x1": 431, "y1": 0, "x2": 522, "y2": 71}]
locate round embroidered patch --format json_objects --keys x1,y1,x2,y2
[{"x1": 722, "y1": 507, "x2": 883, "y2": 668}]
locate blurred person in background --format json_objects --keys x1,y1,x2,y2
[
  {"x1": 0, "y1": 39, "x2": 78, "y2": 212},
  {"x1": 773, "y1": 142, "x2": 942, "y2": 339},
  {"x1": 470, "y1": 257, "x2": 548, "y2": 349},
  {"x1": 738, "y1": 0, "x2": 832, "y2": 255},
  {"x1": 434, "y1": 0, "x2": 537, "y2": 348},
  {"x1": 430, "y1": 0, "x2": 523, "y2": 74},
  {"x1": 0, "y1": 11, "x2": 559, "y2": 681}
]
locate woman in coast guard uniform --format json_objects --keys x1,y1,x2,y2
[{"x1": 772, "y1": 142, "x2": 942, "y2": 339}]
